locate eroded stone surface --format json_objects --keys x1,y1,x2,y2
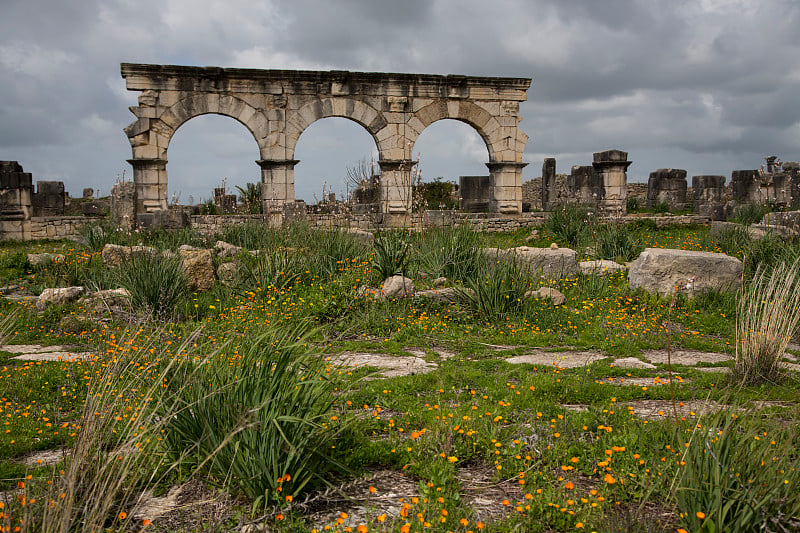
[
  {"x1": 1, "y1": 344, "x2": 92, "y2": 362},
  {"x1": 613, "y1": 357, "x2": 656, "y2": 370},
  {"x1": 332, "y1": 352, "x2": 437, "y2": 378},
  {"x1": 628, "y1": 248, "x2": 742, "y2": 297},
  {"x1": 506, "y1": 350, "x2": 606, "y2": 368},
  {"x1": 642, "y1": 349, "x2": 731, "y2": 366}
]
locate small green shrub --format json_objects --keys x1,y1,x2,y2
[
  {"x1": 235, "y1": 182, "x2": 263, "y2": 214},
  {"x1": 626, "y1": 197, "x2": 641, "y2": 213},
  {"x1": 732, "y1": 202, "x2": 769, "y2": 225},
  {"x1": 163, "y1": 325, "x2": 346, "y2": 510},
  {"x1": 113, "y1": 252, "x2": 189, "y2": 318},
  {"x1": 653, "y1": 200, "x2": 670, "y2": 213},
  {"x1": 595, "y1": 222, "x2": 643, "y2": 262},
  {"x1": 237, "y1": 249, "x2": 302, "y2": 295},
  {"x1": 371, "y1": 231, "x2": 411, "y2": 279},
  {"x1": 546, "y1": 203, "x2": 594, "y2": 248}
]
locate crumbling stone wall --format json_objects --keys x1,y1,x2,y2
[{"x1": 31, "y1": 181, "x2": 66, "y2": 217}]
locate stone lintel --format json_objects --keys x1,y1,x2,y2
[
  {"x1": 121, "y1": 63, "x2": 531, "y2": 99},
  {"x1": 256, "y1": 159, "x2": 300, "y2": 169}
]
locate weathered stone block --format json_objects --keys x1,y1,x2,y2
[
  {"x1": 628, "y1": 248, "x2": 742, "y2": 297},
  {"x1": 646, "y1": 169, "x2": 687, "y2": 210},
  {"x1": 484, "y1": 246, "x2": 579, "y2": 280}
]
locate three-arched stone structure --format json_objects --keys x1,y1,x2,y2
[{"x1": 122, "y1": 63, "x2": 531, "y2": 225}]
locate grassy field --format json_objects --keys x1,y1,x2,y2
[{"x1": 0, "y1": 212, "x2": 799, "y2": 532}]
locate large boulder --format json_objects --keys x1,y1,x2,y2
[
  {"x1": 525, "y1": 287, "x2": 566, "y2": 305},
  {"x1": 381, "y1": 276, "x2": 415, "y2": 299},
  {"x1": 483, "y1": 246, "x2": 579, "y2": 280},
  {"x1": 628, "y1": 248, "x2": 742, "y2": 297},
  {"x1": 37, "y1": 286, "x2": 84, "y2": 310},
  {"x1": 101, "y1": 244, "x2": 158, "y2": 267},
  {"x1": 180, "y1": 249, "x2": 216, "y2": 291}
]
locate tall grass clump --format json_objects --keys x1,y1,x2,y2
[
  {"x1": 371, "y1": 230, "x2": 411, "y2": 279},
  {"x1": 672, "y1": 408, "x2": 800, "y2": 532},
  {"x1": 459, "y1": 254, "x2": 535, "y2": 322},
  {"x1": 218, "y1": 221, "x2": 287, "y2": 251},
  {"x1": 1, "y1": 330, "x2": 202, "y2": 533},
  {"x1": 415, "y1": 225, "x2": 483, "y2": 282},
  {"x1": 236, "y1": 248, "x2": 302, "y2": 295},
  {"x1": 113, "y1": 252, "x2": 189, "y2": 318},
  {"x1": 732, "y1": 258, "x2": 800, "y2": 385},
  {"x1": 163, "y1": 324, "x2": 346, "y2": 510},
  {"x1": 711, "y1": 223, "x2": 751, "y2": 257},
  {"x1": 594, "y1": 222, "x2": 643, "y2": 262},
  {"x1": 742, "y1": 235, "x2": 799, "y2": 277},
  {"x1": 732, "y1": 202, "x2": 769, "y2": 225},
  {"x1": 546, "y1": 203, "x2": 594, "y2": 248},
  {"x1": 306, "y1": 229, "x2": 368, "y2": 278}
]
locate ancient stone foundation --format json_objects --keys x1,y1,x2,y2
[{"x1": 646, "y1": 169, "x2": 687, "y2": 210}]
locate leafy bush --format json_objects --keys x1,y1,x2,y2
[
  {"x1": 732, "y1": 258, "x2": 800, "y2": 385},
  {"x1": 371, "y1": 231, "x2": 411, "y2": 279},
  {"x1": 236, "y1": 182, "x2": 263, "y2": 214},
  {"x1": 595, "y1": 222, "x2": 643, "y2": 262},
  {"x1": 415, "y1": 225, "x2": 483, "y2": 282},
  {"x1": 113, "y1": 252, "x2": 189, "y2": 318},
  {"x1": 732, "y1": 202, "x2": 769, "y2": 225},
  {"x1": 673, "y1": 408, "x2": 800, "y2": 532},
  {"x1": 163, "y1": 325, "x2": 345, "y2": 510},
  {"x1": 546, "y1": 203, "x2": 594, "y2": 248}
]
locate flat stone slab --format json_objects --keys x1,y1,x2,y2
[
  {"x1": 1, "y1": 344, "x2": 93, "y2": 362},
  {"x1": 596, "y1": 376, "x2": 685, "y2": 386},
  {"x1": 14, "y1": 448, "x2": 68, "y2": 467},
  {"x1": 331, "y1": 352, "x2": 437, "y2": 378},
  {"x1": 613, "y1": 357, "x2": 656, "y2": 369},
  {"x1": 642, "y1": 349, "x2": 731, "y2": 366},
  {"x1": 625, "y1": 399, "x2": 728, "y2": 420},
  {"x1": 506, "y1": 350, "x2": 606, "y2": 368}
]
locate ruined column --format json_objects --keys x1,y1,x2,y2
[
  {"x1": 486, "y1": 161, "x2": 527, "y2": 215},
  {"x1": 646, "y1": 169, "x2": 687, "y2": 210},
  {"x1": 731, "y1": 170, "x2": 761, "y2": 204},
  {"x1": 378, "y1": 159, "x2": 416, "y2": 227},
  {"x1": 257, "y1": 159, "x2": 298, "y2": 214},
  {"x1": 692, "y1": 175, "x2": 726, "y2": 220},
  {"x1": 783, "y1": 162, "x2": 800, "y2": 209},
  {"x1": 541, "y1": 158, "x2": 556, "y2": 211},
  {"x1": 110, "y1": 181, "x2": 136, "y2": 230},
  {"x1": 592, "y1": 150, "x2": 631, "y2": 216},
  {"x1": 127, "y1": 158, "x2": 168, "y2": 213},
  {"x1": 568, "y1": 165, "x2": 601, "y2": 208},
  {"x1": 0, "y1": 161, "x2": 33, "y2": 240}
]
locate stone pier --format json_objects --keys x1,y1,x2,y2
[
  {"x1": 646, "y1": 169, "x2": 687, "y2": 210},
  {"x1": 568, "y1": 165, "x2": 601, "y2": 208},
  {"x1": 593, "y1": 150, "x2": 631, "y2": 216},
  {"x1": 692, "y1": 175, "x2": 726, "y2": 220},
  {"x1": 541, "y1": 158, "x2": 556, "y2": 211}
]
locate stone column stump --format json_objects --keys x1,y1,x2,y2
[
  {"x1": 646, "y1": 169, "x2": 687, "y2": 210},
  {"x1": 592, "y1": 150, "x2": 631, "y2": 216},
  {"x1": 692, "y1": 175, "x2": 726, "y2": 220}
]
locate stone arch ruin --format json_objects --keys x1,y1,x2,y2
[{"x1": 122, "y1": 63, "x2": 531, "y2": 225}]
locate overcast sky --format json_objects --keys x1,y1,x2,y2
[{"x1": 2, "y1": 0, "x2": 799, "y2": 203}]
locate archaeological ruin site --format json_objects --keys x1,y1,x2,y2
[{"x1": 2, "y1": 62, "x2": 800, "y2": 533}]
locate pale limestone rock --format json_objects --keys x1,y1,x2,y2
[
  {"x1": 101, "y1": 244, "x2": 158, "y2": 267},
  {"x1": 579, "y1": 260, "x2": 626, "y2": 275},
  {"x1": 432, "y1": 277, "x2": 447, "y2": 288},
  {"x1": 525, "y1": 287, "x2": 566, "y2": 305},
  {"x1": 27, "y1": 253, "x2": 64, "y2": 266},
  {"x1": 415, "y1": 287, "x2": 465, "y2": 303},
  {"x1": 381, "y1": 275, "x2": 415, "y2": 299},
  {"x1": 347, "y1": 228, "x2": 374, "y2": 243},
  {"x1": 484, "y1": 246, "x2": 579, "y2": 280},
  {"x1": 37, "y1": 286, "x2": 84, "y2": 310},
  {"x1": 628, "y1": 248, "x2": 742, "y2": 297},
  {"x1": 180, "y1": 249, "x2": 216, "y2": 291},
  {"x1": 214, "y1": 240, "x2": 242, "y2": 258},
  {"x1": 216, "y1": 262, "x2": 238, "y2": 284}
]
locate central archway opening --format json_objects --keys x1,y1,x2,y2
[
  {"x1": 166, "y1": 114, "x2": 261, "y2": 211},
  {"x1": 293, "y1": 117, "x2": 379, "y2": 205},
  {"x1": 412, "y1": 119, "x2": 490, "y2": 210}
]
